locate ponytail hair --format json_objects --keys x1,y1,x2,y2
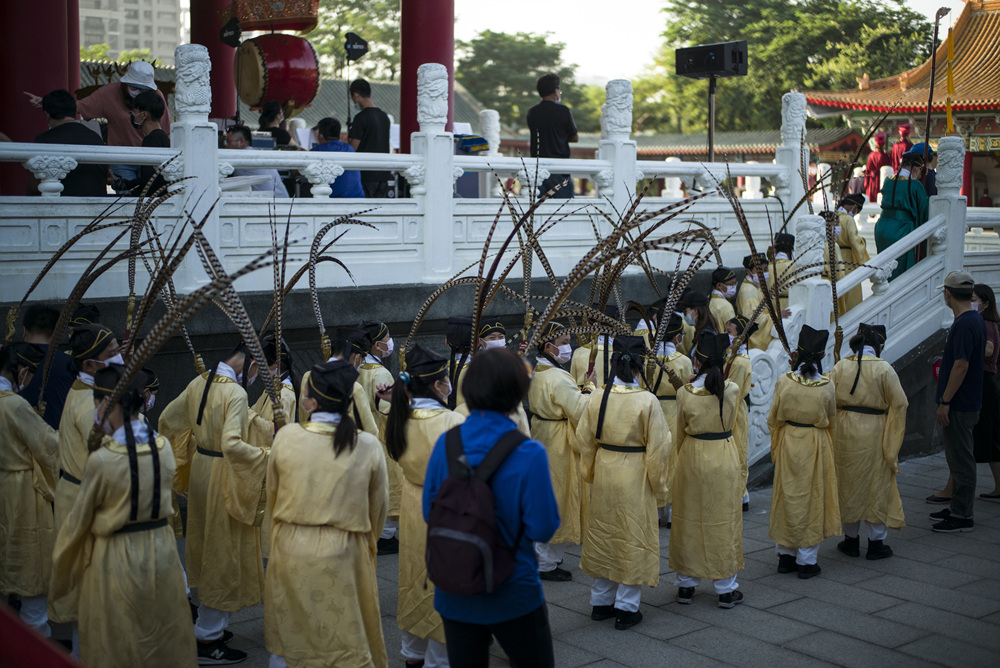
[
  {"x1": 305, "y1": 362, "x2": 359, "y2": 457},
  {"x1": 384, "y1": 365, "x2": 447, "y2": 462}
]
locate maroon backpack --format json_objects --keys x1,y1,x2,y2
[{"x1": 425, "y1": 426, "x2": 527, "y2": 595}]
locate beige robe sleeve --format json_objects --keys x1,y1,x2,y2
[
  {"x1": 368, "y1": 443, "x2": 389, "y2": 558},
  {"x1": 880, "y1": 366, "x2": 908, "y2": 473},
  {"x1": 12, "y1": 397, "x2": 59, "y2": 501},
  {"x1": 50, "y1": 453, "x2": 102, "y2": 606},
  {"x1": 575, "y1": 396, "x2": 598, "y2": 484},
  {"x1": 643, "y1": 397, "x2": 671, "y2": 504},
  {"x1": 158, "y1": 386, "x2": 194, "y2": 493},
  {"x1": 220, "y1": 392, "x2": 268, "y2": 525}
]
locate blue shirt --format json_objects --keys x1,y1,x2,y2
[
  {"x1": 937, "y1": 309, "x2": 986, "y2": 412},
  {"x1": 423, "y1": 410, "x2": 560, "y2": 624},
  {"x1": 310, "y1": 140, "x2": 364, "y2": 198},
  {"x1": 19, "y1": 344, "x2": 76, "y2": 430}
]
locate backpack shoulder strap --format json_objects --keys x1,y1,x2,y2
[
  {"x1": 444, "y1": 426, "x2": 468, "y2": 477},
  {"x1": 474, "y1": 430, "x2": 528, "y2": 482}
]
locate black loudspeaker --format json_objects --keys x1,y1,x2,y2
[{"x1": 675, "y1": 41, "x2": 748, "y2": 79}]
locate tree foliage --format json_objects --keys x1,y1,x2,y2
[
  {"x1": 80, "y1": 43, "x2": 151, "y2": 63},
  {"x1": 633, "y1": 0, "x2": 931, "y2": 133},
  {"x1": 310, "y1": 0, "x2": 400, "y2": 80},
  {"x1": 456, "y1": 30, "x2": 601, "y2": 133}
]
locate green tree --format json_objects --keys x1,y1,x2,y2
[
  {"x1": 119, "y1": 47, "x2": 152, "y2": 63},
  {"x1": 633, "y1": 0, "x2": 930, "y2": 133},
  {"x1": 310, "y1": 0, "x2": 400, "y2": 80},
  {"x1": 80, "y1": 43, "x2": 112, "y2": 60},
  {"x1": 456, "y1": 30, "x2": 597, "y2": 132}
]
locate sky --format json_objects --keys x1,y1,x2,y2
[{"x1": 453, "y1": 0, "x2": 968, "y2": 86}]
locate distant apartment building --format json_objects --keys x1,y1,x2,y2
[{"x1": 80, "y1": 0, "x2": 183, "y2": 65}]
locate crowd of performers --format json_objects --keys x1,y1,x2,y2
[{"x1": 0, "y1": 207, "x2": 935, "y2": 668}]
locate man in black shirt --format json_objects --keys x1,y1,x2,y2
[
  {"x1": 526, "y1": 73, "x2": 578, "y2": 198},
  {"x1": 17, "y1": 304, "x2": 77, "y2": 430},
  {"x1": 30, "y1": 89, "x2": 108, "y2": 196},
  {"x1": 348, "y1": 79, "x2": 392, "y2": 198},
  {"x1": 933, "y1": 270, "x2": 987, "y2": 533},
  {"x1": 123, "y1": 90, "x2": 169, "y2": 196}
]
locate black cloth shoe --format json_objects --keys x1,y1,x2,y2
[
  {"x1": 718, "y1": 590, "x2": 744, "y2": 609},
  {"x1": 197, "y1": 638, "x2": 246, "y2": 665},
  {"x1": 837, "y1": 535, "x2": 860, "y2": 557},
  {"x1": 797, "y1": 563, "x2": 822, "y2": 579},
  {"x1": 866, "y1": 540, "x2": 894, "y2": 560},
  {"x1": 925, "y1": 494, "x2": 951, "y2": 504},
  {"x1": 189, "y1": 596, "x2": 199, "y2": 623},
  {"x1": 932, "y1": 516, "x2": 974, "y2": 533},
  {"x1": 539, "y1": 566, "x2": 572, "y2": 582},
  {"x1": 377, "y1": 536, "x2": 399, "y2": 555},
  {"x1": 658, "y1": 515, "x2": 671, "y2": 528},
  {"x1": 614, "y1": 609, "x2": 643, "y2": 630},
  {"x1": 677, "y1": 587, "x2": 694, "y2": 604},
  {"x1": 591, "y1": 604, "x2": 616, "y2": 621},
  {"x1": 405, "y1": 661, "x2": 425, "y2": 668},
  {"x1": 777, "y1": 554, "x2": 798, "y2": 573},
  {"x1": 742, "y1": 501, "x2": 749, "y2": 512},
  {"x1": 929, "y1": 508, "x2": 951, "y2": 520}
]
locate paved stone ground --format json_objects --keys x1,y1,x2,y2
[{"x1": 217, "y1": 451, "x2": 1000, "y2": 667}]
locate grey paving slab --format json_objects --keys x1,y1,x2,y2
[
  {"x1": 755, "y1": 572, "x2": 902, "y2": 613},
  {"x1": 629, "y1": 605, "x2": 710, "y2": 641},
  {"x1": 668, "y1": 626, "x2": 833, "y2": 668},
  {"x1": 836, "y1": 552, "x2": 982, "y2": 589},
  {"x1": 909, "y1": 532, "x2": 1000, "y2": 561},
  {"x1": 896, "y1": 633, "x2": 999, "y2": 668},
  {"x1": 783, "y1": 630, "x2": 942, "y2": 668},
  {"x1": 545, "y1": 603, "x2": 592, "y2": 637},
  {"x1": 550, "y1": 638, "x2": 605, "y2": 667},
  {"x1": 769, "y1": 598, "x2": 925, "y2": 648},
  {"x1": 577, "y1": 661, "x2": 630, "y2": 668},
  {"x1": 953, "y1": 577, "x2": 1000, "y2": 598},
  {"x1": 862, "y1": 573, "x2": 1000, "y2": 617},
  {"x1": 559, "y1": 619, "x2": 722, "y2": 667},
  {"x1": 875, "y1": 601, "x2": 1000, "y2": 651},
  {"x1": 664, "y1": 596, "x2": 818, "y2": 644},
  {"x1": 737, "y1": 579, "x2": 805, "y2": 610}
]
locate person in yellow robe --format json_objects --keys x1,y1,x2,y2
[
  {"x1": 766, "y1": 233, "x2": 795, "y2": 311},
  {"x1": 265, "y1": 360, "x2": 389, "y2": 668},
  {"x1": 670, "y1": 332, "x2": 745, "y2": 608},
  {"x1": 834, "y1": 194, "x2": 870, "y2": 312},
  {"x1": 444, "y1": 317, "x2": 474, "y2": 409},
  {"x1": 454, "y1": 318, "x2": 531, "y2": 434},
  {"x1": 709, "y1": 267, "x2": 738, "y2": 333},
  {"x1": 768, "y1": 325, "x2": 840, "y2": 579},
  {"x1": 682, "y1": 291, "x2": 716, "y2": 361},
  {"x1": 297, "y1": 329, "x2": 380, "y2": 436},
  {"x1": 829, "y1": 323, "x2": 907, "y2": 560},
  {"x1": 51, "y1": 366, "x2": 196, "y2": 668},
  {"x1": 0, "y1": 343, "x2": 58, "y2": 636},
  {"x1": 576, "y1": 335, "x2": 669, "y2": 630},
  {"x1": 385, "y1": 345, "x2": 464, "y2": 668},
  {"x1": 50, "y1": 323, "x2": 123, "y2": 652},
  {"x1": 725, "y1": 315, "x2": 756, "y2": 512},
  {"x1": 158, "y1": 340, "x2": 265, "y2": 664},
  {"x1": 736, "y1": 253, "x2": 777, "y2": 351},
  {"x1": 528, "y1": 322, "x2": 596, "y2": 581},
  {"x1": 571, "y1": 304, "x2": 619, "y2": 388}
]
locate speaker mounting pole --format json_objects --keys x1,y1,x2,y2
[{"x1": 708, "y1": 74, "x2": 717, "y2": 163}]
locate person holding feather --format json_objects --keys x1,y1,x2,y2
[
  {"x1": 736, "y1": 254, "x2": 776, "y2": 351},
  {"x1": 669, "y1": 332, "x2": 745, "y2": 608},
  {"x1": 157, "y1": 339, "x2": 265, "y2": 664},
  {"x1": 454, "y1": 318, "x2": 531, "y2": 434},
  {"x1": 528, "y1": 321, "x2": 596, "y2": 582},
  {"x1": 709, "y1": 267, "x2": 738, "y2": 333},
  {"x1": 385, "y1": 345, "x2": 464, "y2": 668},
  {"x1": 444, "y1": 317, "x2": 475, "y2": 410},
  {"x1": 725, "y1": 315, "x2": 756, "y2": 513},
  {"x1": 297, "y1": 329, "x2": 381, "y2": 438},
  {"x1": 641, "y1": 310, "x2": 692, "y2": 439},
  {"x1": 576, "y1": 335, "x2": 670, "y2": 628},
  {"x1": 571, "y1": 303, "x2": 619, "y2": 389},
  {"x1": 51, "y1": 366, "x2": 196, "y2": 667},
  {"x1": 766, "y1": 233, "x2": 795, "y2": 311},
  {"x1": 828, "y1": 323, "x2": 907, "y2": 560},
  {"x1": 265, "y1": 360, "x2": 389, "y2": 668},
  {"x1": 0, "y1": 342, "x2": 59, "y2": 637},
  {"x1": 768, "y1": 325, "x2": 841, "y2": 579},
  {"x1": 833, "y1": 194, "x2": 870, "y2": 312}
]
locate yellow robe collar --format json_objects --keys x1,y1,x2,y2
[
  {"x1": 360, "y1": 362, "x2": 384, "y2": 370},
  {"x1": 608, "y1": 384, "x2": 644, "y2": 394},
  {"x1": 199, "y1": 370, "x2": 236, "y2": 384},
  {"x1": 846, "y1": 354, "x2": 881, "y2": 362},
  {"x1": 684, "y1": 384, "x2": 717, "y2": 396},
  {"x1": 0, "y1": 390, "x2": 15, "y2": 399},
  {"x1": 410, "y1": 408, "x2": 451, "y2": 419},
  {"x1": 302, "y1": 421, "x2": 338, "y2": 435},
  {"x1": 103, "y1": 435, "x2": 167, "y2": 455},
  {"x1": 72, "y1": 379, "x2": 93, "y2": 391},
  {"x1": 786, "y1": 372, "x2": 830, "y2": 387}
]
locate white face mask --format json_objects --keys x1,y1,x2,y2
[
  {"x1": 554, "y1": 344, "x2": 573, "y2": 364},
  {"x1": 484, "y1": 338, "x2": 506, "y2": 350},
  {"x1": 383, "y1": 337, "x2": 394, "y2": 357},
  {"x1": 127, "y1": 86, "x2": 142, "y2": 99},
  {"x1": 439, "y1": 379, "x2": 453, "y2": 402},
  {"x1": 104, "y1": 353, "x2": 125, "y2": 367},
  {"x1": 763, "y1": 271, "x2": 770, "y2": 283},
  {"x1": 972, "y1": 302, "x2": 981, "y2": 312},
  {"x1": 143, "y1": 395, "x2": 156, "y2": 413},
  {"x1": 724, "y1": 285, "x2": 737, "y2": 299}
]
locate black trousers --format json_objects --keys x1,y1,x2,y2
[
  {"x1": 441, "y1": 604, "x2": 554, "y2": 668},
  {"x1": 362, "y1": 180, "x2": 390, "y2": 198}
]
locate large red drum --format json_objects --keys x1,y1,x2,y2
[{"x1": 235, "y1": 34, "x2": 320, "y2": 112}]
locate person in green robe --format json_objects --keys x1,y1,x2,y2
[{"x1": 875, "y1": 144, "x2": 931, "y2": 281}]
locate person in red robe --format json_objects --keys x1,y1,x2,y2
[
  {"x1": 890, "y1": 123, "x2": 913, "y2": 172},
  {"x1": 864, "y1": 132, "x2": 891, "y2": 204}
]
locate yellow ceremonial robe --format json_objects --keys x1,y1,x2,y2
[
  {"x1": 158, "y1": 373, "x2": 266, "y2": 612},
  {"x1": 728, "y1": 353, "x2": 752, "y2": 487},
  {"x1": 49, "y1": 378, "x2": 94, "y2": 623},
  {"x1": 641, "y1": 350, "x2": 692, "y2": 445},
  {"x1": 766, "y1": 258, "x2": 792, "y2": 310},
  {"x1": 456, "y1": 401, "x2": 530, "y2": 435},
  {"x1": 265, "y1": 422, "x2": 388, "y2": 668},
  {"x1": 527, "y1": 363, "x2": 593, "y2": 545},
  {"x1": 570, "y1": 342, "x2": 610, "y2": 388},
  {"x1": 0, "y1": 390, "x2": 58, "y2": 597},
  {"x1": 669, "y1": 381, "x2": 744, "y2": 580},
  {"x1": 397, "y1": 407, "x2": 464, "y2": 644},
  {"x1": 736, "y1": 279, "x2": 775, "y2": 351},
  {"x1": 51, "y1": 433, "x2": 196, "y2": 668},
  {"x1": 359, "y1": 361, "x2": 400, "y2": 519},
  {"x1": 248, "y1": 383, "x2": 297, "y2": 559},
  {"x1": 829, "y1": 356, "x2": 907, "y2": 529},
  {"x1": 709, "y1": 293, "x2": 736, "y2": 334},
  {"x1": 577, "y1": 385, "x2": 669, "y2": 587},
  {"x1": 768, "y1": 373, "x2": 841, "y2": 547},
  {"x1": 298, "y1": 371, "x2": 379, "y2": 436},
  {"x1": 836, "y1": 212, "x2": 870, "y2": 312}
]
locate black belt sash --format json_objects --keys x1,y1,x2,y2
[
  {"x1": 599, "y1": 443, "x2": 646, "y2": 453},
  {"x1": 658, "y1": 396, "x2": 677, "y2": 401},
  {"x1": 690, "y1": 431, "x2": 733, "y2": 440},
  {"x1": 114, "y1": 518, "x2": 168, "y2": 535},
  {"x1": 196, "y1": 446, "x2": 223, "y2": 458},
  {"x1": 786, "y1": 421, "x2": 816, "y2": 428},
  {"x1": 59, "y1": 469, "x2": 81, "y2": 485},
  {"x1": 842, "y1": 406, "x2": 888, "y2": 416},
  {"x1": 529, "y1": 412, "x2": 566, "y2": 422}
]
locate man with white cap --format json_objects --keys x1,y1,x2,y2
[{"x1": 931, "y1": 270, "x2": 987, "y2": 533}]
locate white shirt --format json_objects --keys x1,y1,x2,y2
[
  {"x1": 216, "y1": 361, "x2": 238, "y2": 382},
  {"x1": 535, "y1": 356, "x2": 556, "y2": 368},
  {"x1": 310, "y1": 411, "x2": 341, "y2": 424},
  {"x1": 231, "y1": 147, "x2": 290, "y2": 198},
  {"x1": 111, "y1": 418, "x2": 150, "y2": 444},
  {"x1": 795, "y1": 367, "x2": 821, "y2": 379},
  {"x1": 613, "y1": 375, "x2": 639, "y2": 387},
  {"x1": 411, "y1": 396, "x2": 446, "y2": 410},
  {"x1": 0, "y1": 377, "x2": 15, "y2": 392},
  {"x1": 899, "y1": 168, "x2": 911, "y2": 179},
  {"x1": 662, "y1": 342, "x2": 677, "y2": 357},
  {"x1": 862, "y1": 345, "x2": 878, "y2": 358},
  {"x1": 691, "y1": 375, "x2": 706, "y2": 388},
  {"x1": 597, "y1": 335, "x2": 613, "y2": 346},
  {"x1": 775, "y1": 252, "x2": 790, "y2": 261},
  {"x1": 364, "y1": 354, "x2": 381, "y2": 365}
]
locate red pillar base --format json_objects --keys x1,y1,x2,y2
[
  {"x1": 961, "y1": 150, "x2": 973, "y2": 200},
  {"x1": 400, "y1": 0, "x2": 454, "y2": 154}
]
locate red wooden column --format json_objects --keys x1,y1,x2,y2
[
  {"x1": 0, "y1": 0, "x2": 69, "y2": 194},
  {"x1": 68, "y1": 0, "x2": 80, "y2": 94},
  {"x1": 399, "y1": 0, "x2": 454, "y2": 153},
  {"x1": 961, "y1": 150, "x2": 972, "y2": 200},
  {"x1": 190, "y1": 0, "x2": 236, "y2": 121}
]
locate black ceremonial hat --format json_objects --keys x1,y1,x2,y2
[
  {"x1": 857, "y1": 322, "x2": 886, "y2": 343},
  {"x1": 261, "y1": 334, "x2": 292, "y2": 366},
  {"x1": 307, "y1": 359, "x2": 358, "y2": 406},
  {"x1": 402, "y1": 344, "x2": 448, "y2": 380},
  {"x1": 141, "y1": 366, "x2": 159, "y2": 390},
  {"x1": 796, "y1": 325, "x2": 829, "y2": 359},
  {"x1": 695, "y1": 331, "x2": 730, "y2": 363},
  {"x1": 70, "y1": 323, "x2": 115, "y2": 362},
  {"x1": 478, "y1": 318, "x2": 505, "y2": 338},
  {"x1": 840, "y1": 193, "x2": 866, "y2": 209},
  {"x1": 712, "y1": 266, "x2": 736, "y2": 284},
  {"x1": 684, "y1": 291, "x2": 708, "y2": 308},
  {"x1": 70, "y1": 303, "x2": 101, "y2": 327},
  {"x1": 774, "y1": 233, "x2": 795, "y2": 253},
  {"x1": 729, "y1": 314, "x2": 758, "y2": 338},
  {"x1": 345, "y1": 329, "x2": 372, "y2": 356},
  {"x1": 361, "y1": 320, "x2": 389, "y2": 343},
  {"x1": 446, "y1": 317, "x2": 473, "y2": 352},
  {"x1": 536, "y1": 321, "x2": 565, "y2": 344},
  {"x1": 743, "y1": 253, "x2": 767, "y2": 270},
  {"x1": 664, "y1": 312, "x2": 685, "y2": 338},
  {"x1": 612, "y1": 335, "x2": 645, "y2": 361},
  {"x1": 10, "y1": 342, "x2": 45, "y2": 370}
]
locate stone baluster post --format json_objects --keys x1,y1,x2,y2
[
  {"x1": 479, "y1": 109, "x2": 501, "y2": 197},
  {"x1": 742, "y1": 161, "x2": 762, "y2": 200},
  {"x1": 774, "y1": 92, "x2": 808, "y2": 214},
  {"x1": 597, "y1": 79, "x2": 638, "y2": 218},
  {"x1": 23, "y1": 156, "x2": 77, "y2": 197},
  {"x1": 171, "y1": 44, "x2": 220, "y2": 291},
  {"x1": 788, "y1": 212, "x2": 833, "y2": 333},
  {"x1": 663, "y1": 157, "x2": 684, "y2": 198},
  {"x1": 408, "y1": 63, "x2": 456, "y2": 281},
  {"x1": 931, "y1": 135, "x2": 968, "y2": 327}
]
